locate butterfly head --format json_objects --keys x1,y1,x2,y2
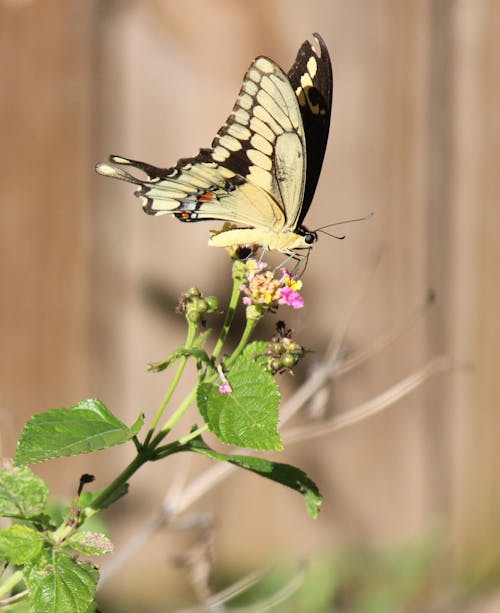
[
  {"x1": 303, "y1": 230, "x2": 318, "y2": 245},
  {"x1": 296, "y1": 226, "x2": 318, "y2": 247}
]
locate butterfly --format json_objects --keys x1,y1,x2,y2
[{"x1": 96, "y1": 33, "x2": 332, "y2": 254}]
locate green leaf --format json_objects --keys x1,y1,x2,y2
[
  {"x1": 197, "y1": 354, "x2": 282, "y2": 450},
  {"x1": 186, "y1": 437, "x2": 322, "y2": 518},
  {"x1": 0, "y1": 525, "x2": 45, "y2": 564},
  {"x1": 26, "y1": 550, "x2": 98, "y2": 613},
  {"x1": 0, "y1": 463, "x2": 49, "y2": 519},
  {"x1": 15, "y1": 399, "x2": 144, "y2": 465},
  {"x1": 242, "y1": 340, "x2": 269, "y2": 366},
  {"x1": 66, "y1": 531, "x2": 113, "y2": 556}
]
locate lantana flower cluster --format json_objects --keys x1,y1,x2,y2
[{"x1": 239, "y1": 260, "x2": 304, "y2": 317}]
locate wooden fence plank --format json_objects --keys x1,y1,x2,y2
[{"x1": 0, "y1": 0, "x2": 95, "y2": 452}]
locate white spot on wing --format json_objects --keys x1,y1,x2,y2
[
  {"x1": 219, "y1": 134, "x2": 243, "y2": 152},
  {"x1": 307, "y1": 56, "x2": 318, "y2": 78},
  {"x1": 250, "y1": 117, "x2": 275, "y2": 141},
  {"x1": 239, "y1": 94, "x2": 253, "y2": 110},
  {"x1": 255, "y1": 57, "x2": 275, "y2": 74},
  {"x1": 244, "y1": 80, "x2": 258, "y2": 96},
  {"x1": 247, "y1": 148, "x2": 272, "y2": 171},
  {"x1": 212, "y1": 145, "x2": 230, "y2": 162},
  {"x1": 300, "y1": 73, "x2": 314, "y2": 88},
  {"x1": 227, "y1": 123, "x2": 251, "y2": 140},
  {"x1": 251, "y1": 133, "x2": 272, "y2": 156},
  {"x1": 248, "y1": 68, "x2": 261, "y2": 83},
  {"x1": 295, "y1": 86, "x2": 306, "y2": 107},
  {"x1": 234, "y1": 107, "x2": 250, "y2": 123}
]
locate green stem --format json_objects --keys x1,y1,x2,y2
[
  {"x1": 151, "y1": 312, "x2": 258, "y2": 446},
  {"x1": 145, "y1": 321, "x2": 198, "y2": 443},
  {"x1": 52, "y1": 520, "x2": 76, "y2": 545},
  {"x1": 152, "y1": 387, "x2": 197, "y2": 443},
  {"x1": 177, "y1": 424, "x2": 208, "y2": 443},
  {"x1": 83, "y1": 266, "x2": 256, "y2": 516},
  {"x1": 154, "y1": 424, "x2": 209, "y2": 459},
  {"x1": 211, "y1": 274, "x2": 242, "y2": 360},
  {"x1": 0, "y1": 570, "x2": 24, "y2": 599},
  {"x1": 86, "y1": 452, "x2": 149, "y2": 515},
  {"x1": 149, "y1": 273, "x2": 245, "y2": 446},
  {"x1": 224, "y1": 317, "x2": 259, "y2": 368}
]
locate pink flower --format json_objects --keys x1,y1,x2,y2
[
  {"x1": 278, "y1": 286, "x2": 304, "y2": 309},
  {"x1": 218, "y1": 381, "x2": 232, "y2": 394},
  {"x1": 278, "y1": 271, "x2": 304, "y2": 309}
]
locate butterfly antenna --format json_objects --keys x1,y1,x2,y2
[
  {"x1": 317, "y1": 230, "x2": 346, "y2": 240},
  {"x1": 315, "y1": 212, "x2": 374, "y2": 235}
]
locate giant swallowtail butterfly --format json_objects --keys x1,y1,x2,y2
[{"x1": 96, "y1": 33, "x2": 332, "y2": 253}]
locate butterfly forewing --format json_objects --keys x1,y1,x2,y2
[{"x1": 210, "y1": 55, "x2": 306, "y2": 227}]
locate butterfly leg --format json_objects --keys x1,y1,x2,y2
[
  {"x1": 257, "y1": 246, "x2": 270, "y2": 264},
  {"x1": 272, "y1": 249, "x2": 308, "y2": 276},
  {"x1": 272, "y1": 252, "x2": 295, "y2": 272},
  {"x1": 292, "y1": 250, "x2": 310, "y2": 277},
  {"x1": 275, "y1": 249, "x2": 311, "y2": 277}
]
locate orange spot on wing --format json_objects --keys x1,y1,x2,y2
[{"x1": 198, "y1": 191, "x2": 215, "y2": 203}]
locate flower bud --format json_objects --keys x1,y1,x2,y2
[
  {"x1": 191, "y1": 297, "x2": 208, "y2": 313},
  {"x1": 187, "y1": 310, "x2": 201, "y2": 323},
  {"x1": 269, "y1": 358, "x2": 282, "y2": 373},
  {"x1": 280, "y1": 353, "x2": 297, "y2": 368},
  {"x1": 204, "y1": 296, "x2": 219, "y2": 312}
]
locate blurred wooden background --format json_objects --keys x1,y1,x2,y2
[{"x1": 1, "y1": 0, "x2": 499, "y2": 610}]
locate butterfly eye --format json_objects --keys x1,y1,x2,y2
[{"x1": 304, "y1": 232, "x2": 317, "y2": 245}]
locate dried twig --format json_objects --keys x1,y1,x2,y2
[{"x1": 283, "y1": 357, "x2": 450, "y2": 444}]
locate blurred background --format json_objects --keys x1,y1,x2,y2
[{"x1": 1, "y1": 0, "x2": 499, "y2": 611}]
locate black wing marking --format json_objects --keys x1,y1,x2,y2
[{"x1": 287, "y1": 33, "x2": 333, "y2": 228}]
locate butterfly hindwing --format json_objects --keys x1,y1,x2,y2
[{"x1": 287, "y1": 33, "x2": 333, "y2": 228}]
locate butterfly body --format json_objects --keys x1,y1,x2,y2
[{"x1": 96, "y1": 34, "x2": 332, "y2": 254}]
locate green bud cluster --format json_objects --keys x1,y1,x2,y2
[
  {"x1": 178, "y1": 287, "x2": 219, "y2": 324},
  {"x1": 264, "y1": 337, "x2": 304, "y2": 374}
]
